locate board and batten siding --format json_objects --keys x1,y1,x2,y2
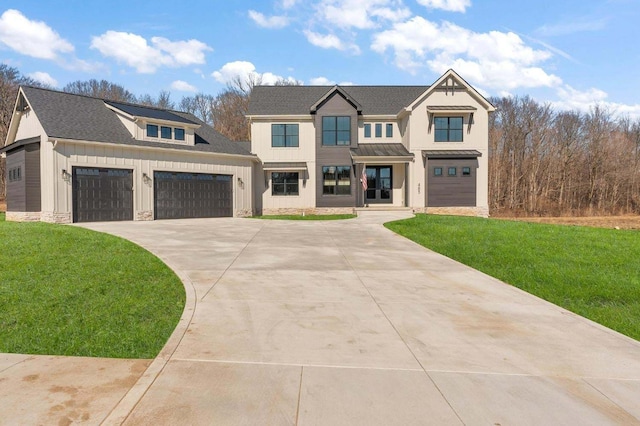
[
  {"x1": 314, "y1": 93, "x2": 358, "y2": 208},
  {"x1": 250, "y1": 119, "x2": 316, "y2": 211},
  {"x1": 406, "y1": 88, "x2": 489, "y2": 211},
  {"x1": 47, "y1": 141, "x2": 254, "y2": 221}
]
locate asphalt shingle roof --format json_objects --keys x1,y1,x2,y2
[
  {"x1": 248, "y1": 85, "x2": 429, "y2": 116},
  {"x1": 18, "y1": 86, "x2": 252, "y2": 156}
]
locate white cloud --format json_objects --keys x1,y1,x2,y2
[
  {"x1": 548, "y1": 85, "x2": 640, "y2": 119},
  {"x1": 281, "y1": 0, "x2": 299, "y2": 9},
  {"x1": 304, "y1": 30, "x2": 361, "y2": 54},
  {"x1": 310, "y1": 76, "x2": 335, "y2": 85},
  {"x1": 170, "y1": 80, "x2": 197, "y2": 92},
  {"x1": 315, "y1": 0, "x2": 411, "y2": 30},
  {"x1": 28, "y1": 71, "x2": 58, "y2": 87},
  {"x1": 535, "y1": 17, "x2": 608, "y2": 37},
  {"x1": 372, "y1": 16, "x2": 561, "y2": 90},
  {"x1": 90, "y1": 31, "x2": 212, "y2": 73},
  {"x1": 416, "y1": 0, "x2": 471, "y2": 13},
  {"x1": 248, "y1": 10, "x2": 289, "y2": 29},
  {"x1": 0, "y1": 9, "x2": 73, "y2": 60},
  {"x1": 211, "y1": 61, "x2": 298, "y2": 86}
]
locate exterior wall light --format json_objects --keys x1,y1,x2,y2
[
  {"x1": 237, "y1": 177, "x2": 244, "y2": 188},
  {"x1": 61, "y1": 169, "x2": 71, "y2": 180},
  {"x1": 142, "y1": 172, "x2": 152, "y2": 184}
]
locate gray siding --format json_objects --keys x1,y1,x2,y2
[
  {"x1": 25, "y1": 143, "x2": 41, "y2": 211},
  {"x1": 315, "y1": 93, "x2": 358, "y2": 208},
  {"x1": 427, "y1": 158, "x2": 477, "y2": 207}
]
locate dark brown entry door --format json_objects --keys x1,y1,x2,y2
[
  {"x1": 153, "y1": 171, "x2": 233, "y2": 219},
  {"x1": 365, "y1": 166, "x2": 392, "y2": 204},
  {"x1": 72, "y1": 167, "x2": 133, "y2": 223}
]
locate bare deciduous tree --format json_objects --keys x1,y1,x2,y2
[{"x1": 63, "y1": 79, "x2": 137, "y2": 102}]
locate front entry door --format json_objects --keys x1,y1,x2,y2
[{"x1": 365, "y1": 166, "x2": 392, "y2": 204}]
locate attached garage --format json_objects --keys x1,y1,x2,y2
[
  {"x1": 72, "y1": 167, "x2": 133, "y2": 223},
  {"x1": 153, "y1": 171, "x2": 233, "y2": 219},
  {"x1": 423, "y1": 150, "x2": 482, "y2": 208}
]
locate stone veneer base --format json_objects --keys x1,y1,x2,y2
[
  {"x1": 260, "y1": 207, "x2": 355, "y2": 216},
  {"x1": 414, "y1": 206, "x2": 489, "y2": 218},
  {"x1": 5, "y1": 211, "x2": 42, "y2": 222}
]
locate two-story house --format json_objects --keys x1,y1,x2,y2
[{"x1": 247, "y1": 69, "x2": 495, "y2": 217}]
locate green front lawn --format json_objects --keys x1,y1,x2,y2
[
  {"x1": 0, "y1": 220, "x2": 185, "y2": 358},
  {"x1": 253, "y1": 214, "x2": 356, "y2": 220},
  {"x1": 386, "y1": 214, "x2": 640, "y2": 341}
]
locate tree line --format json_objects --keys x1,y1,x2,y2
[
  {"x1": 489, "y1": 96, "x2": 640, "y2": 216},
  {"x1": 1, "y1": 64, "x2": 638, "y2": 216}
]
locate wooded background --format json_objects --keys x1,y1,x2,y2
[{"x1": 1, "y1": 65, "x2": 639, "y2": 216}]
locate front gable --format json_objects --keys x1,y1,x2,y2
[{"x1": 4, "y1": 88, "x2": 46, "y2": 148}]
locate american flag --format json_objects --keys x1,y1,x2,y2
[{"x1": 361, "y1": 166, "x2": 368, "y2": 191}]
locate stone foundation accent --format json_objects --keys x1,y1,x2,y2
[
  {"x1": 136, "y1": 210, "x2": 153, "y2": 221},
  {"x1": 5, "y1": 211, "x2": 41, "y2": 222},
  {"x1": 418, "y1": 206, "x2": 489, "y2": 218},
  {"x1": 261, "y1": 207, "x2": 355, "y2": 216},
  {"x1": 40, "y1": 211, "x2": 72, "y2": 224},
  {"x1": 235, "y1": 209, "x2": 253, "y2": 218}
]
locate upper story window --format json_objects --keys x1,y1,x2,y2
[
  {"x1": 434, "y1": 117, "x2": 463, "y2": 142},
  {"x1": 322, "y1": 116, "x2": 350, "y2": 146},
  {"x1": 147, "y1": 124, "x2": 186, "y2": 141},
  {"x1": 364, "y1": 124, "x2": 371, "y2": 138},
  {"x1": 386, "y1": 124, "x2": 393, "y2": 137},
  {"x1": 375, "y1": 123, "x2": 382, "y2": 138},
  {"x1": 272, "y1": 124, "x2": 299, "y2": 147},
  {"x1": 147, "y1": 124, "x2": 159, "y2": 138}
]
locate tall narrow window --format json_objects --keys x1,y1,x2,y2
[
  {"x1": 386, "y1": 123, "x2": 393, "y2": 137},
  {"x1": 272, "y1": 124, "x2": 299, "y2": 147},
  {"x1": 322, "y1": 116, "x2": 350, "y2": 146},
  {"x1": 322, "y1": 166, "x2": 351, "y2": 195},
  {"x1": 364, "y1": 123, "x2": 371, "y2": 138},
  {"x1": 375, "y1": 123, "x2": 382, "y2": 138},
  {"x1": 434, "y1": 117, "x2": 463, "y2": 142}
]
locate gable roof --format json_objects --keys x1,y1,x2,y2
[
  {"x1": 248, "y1": 85, "x2": 428, "y2": 116},
  {"x1": 11, "y1": 86, "x2": 252, "y2": 156}
]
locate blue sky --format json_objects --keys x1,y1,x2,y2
[{"x1": 1, "y1": 0, "x2": 639, "y2": 116}]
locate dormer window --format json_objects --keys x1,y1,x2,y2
[
  {"x1": 175, "y1": 128, "x2": 185, "y2": 141},
  {"x1": 147, "y1": 124, "x2": 158, "y2": 138},
  {"x1": 161, "y1": 126, "x2": 172, "y2": 139}
]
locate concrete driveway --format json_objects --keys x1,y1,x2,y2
[{"x1": 3, "y1": 211, "x2": 640, "y2": 424}]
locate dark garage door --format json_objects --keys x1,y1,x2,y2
[
  {"x1": 154, "y1": 171, "x2": 233, "y2": 219},
  {"x1": 427, "y1": 159, "x2": 477, "y2": 207},
  {"x1": 73, "y1": 167, "x2": 133, "y2": 223}
]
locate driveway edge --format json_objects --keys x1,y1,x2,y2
[{"x1": 100, "y1": 267, "x2": 197, "y2": 425}]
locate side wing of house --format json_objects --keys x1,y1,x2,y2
[
  {"x1": 2, "y1": 86, "x2": 257, "y2": 223},
  {"x1": 404, "y1": 70, "x2": 495, "y2": 216}
]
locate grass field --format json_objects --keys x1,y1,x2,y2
[
  {"x1": 253, "y1": 214, "x2": 356, "y2": 220},
  {"x1": 386, "y1": 214, "x2": 640, "y2": 341},
  {"x1": 0, "y1": 215, "x2": 185, "y2": 358}
]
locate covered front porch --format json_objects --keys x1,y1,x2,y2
[{"x1": 350, "y1": 143, "x2": 414, "y2": 208}]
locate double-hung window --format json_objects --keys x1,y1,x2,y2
[
  {"x1": 434, "y1": 117, "x2": 463, "y2": 142},
  {"x1": 364, "y1": 123, "x2": 371, "y2": 138},
  {"x1": 272, "y1": 124, "x2": 299, "y2": 147},
  {"x1": 386, "y1": 123, "x2": 393, "y2": 137},
  {"x1": 271, "y1": 172, "x2": 299, "y2": 195},
  {"x1": 375, "y1": 123, "x2": 382, "y2": 138},
  {"x1": 322, "y1": 116, "x2": 350, "y2": 146},
  {"x1": 322, "y1": 166, "x2": 351, "y2": 195}
]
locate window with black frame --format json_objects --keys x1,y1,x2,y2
[
  {"x1": 272, "y1": 124, "x2": 299, "y2": 147},
  {"x1": 322, "y1": 166, "x2": 351, "y2": 195},
  {"x1": 322, "y1": 116, "x2": 350, "y2": 145},
  {"x1": 434, "y1": 116, "x2": 463, "y2": 142},
  {"x1": 271, "y1": 172, "x2": 299, "y2": 195}
]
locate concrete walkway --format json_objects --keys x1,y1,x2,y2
[{"x1": 3, "y1": 211, "x2": 640, "y2": 424}]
